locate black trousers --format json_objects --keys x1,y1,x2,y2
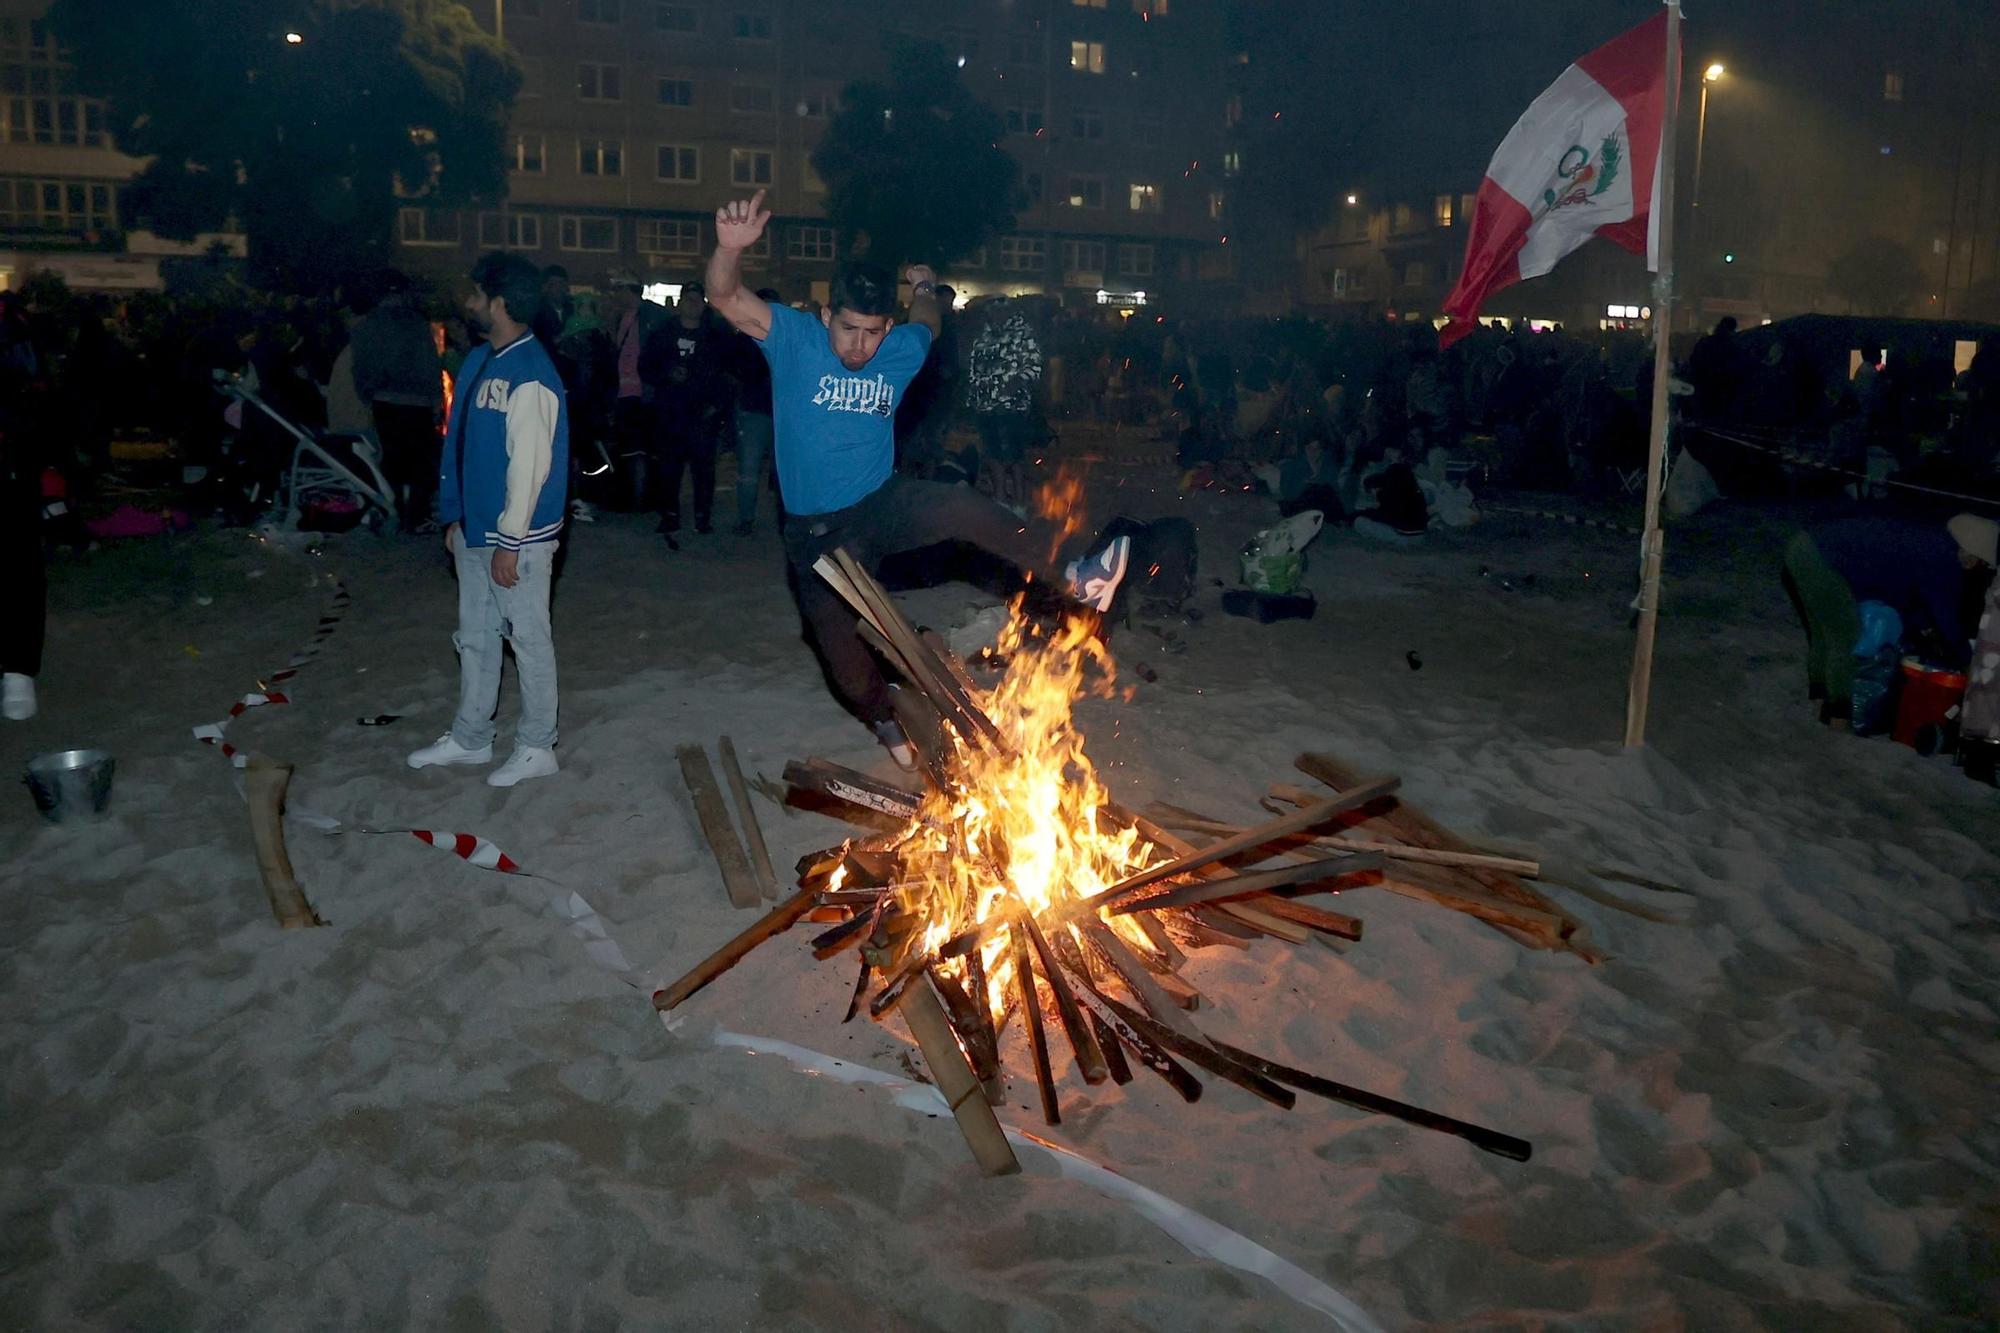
[
  {"x1": 0, "y1": 454, "x2": 45, "y2": 677},
  {"x1": 654, "y1": 403, "x2": 718, "y2": 529},
  {"x1": 781, "y1": 475, "x2": 1065, "y2": 725},
  {"x1": 372, "y1": 401, "x2": 439, "y2": 529}
]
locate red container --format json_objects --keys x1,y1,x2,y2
[{"x1": 1891, "y1": 657, "x2": 1968, "y2": 751}]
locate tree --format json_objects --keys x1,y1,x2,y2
[
  {"x1": 811, "y1": 39, "x2": 1017, "y2": 274},
  {"x1": 1826, "y1": 236, "x2": 1924, "y2": 316},
  {"x1": 48, "y1": 0, "x2": 518, "y2": 289}
]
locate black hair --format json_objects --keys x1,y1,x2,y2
[
  {"x1": 541, "y1": 264, "x2": 569, "y2": 282},
  {"x1": 829, "y1": 261, "x2": 896, "y2": 317},
  {"x1": 471, "y1": 251, "x2": 544, "y2": 327},
  {"x1": 682, "y1": 280, "x2": 707, "y2": 299}
]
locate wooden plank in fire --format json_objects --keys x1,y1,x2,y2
[{"x1": 783, "y1": 758, "x2": 923, "y2": 823}]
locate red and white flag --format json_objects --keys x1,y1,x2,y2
[{"x1": 1440, "y1": 11, "x2": 1675, "y2": 347}]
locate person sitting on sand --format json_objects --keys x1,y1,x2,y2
[
  {"x1": 699, "y1": 189, "x2": 1132, "y2": 769},
  {"x1": 1781, "y1": 511, "x2": 1996, "y2": 728},
  {"x1": 406, "y1": 252, "x2": 570, "y2": 788}
]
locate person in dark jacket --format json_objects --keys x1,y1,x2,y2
[
  {"x1": 1782, "y1": 511, "x2": 1997, "y2": 724},
  {"x1": 639, "y1": 282, "x2": 732, "y2": 537},
  {"x1": 349, "y1": 271, "x2": 443, "y2": 531}
]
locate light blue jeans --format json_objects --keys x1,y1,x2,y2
[{"x1": 450, "y1": 535, "x2": 559, "y2": 751}]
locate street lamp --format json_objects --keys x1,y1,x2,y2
[{"x1": 1694, "y1": 62, "x2": 1726, "y2": 211}]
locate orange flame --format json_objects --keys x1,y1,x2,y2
[{"x1": 1031, "y1": 466, "x2": 1087, "y2": 568}]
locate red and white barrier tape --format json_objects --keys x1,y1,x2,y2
[{"x1": 192, "y1": 577, "x2": 349, "y2": 767}]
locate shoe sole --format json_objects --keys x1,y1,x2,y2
[
  {"x1": 408, "y1": 753, "x2": 493, "y2": 770},
  {"x1": 487, "y1": 765, "x2": 559, "y2": 787}
]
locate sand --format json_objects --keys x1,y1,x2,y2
[{"x1": 1, "y1": 465, "x2": 1995, "y2": 1330}]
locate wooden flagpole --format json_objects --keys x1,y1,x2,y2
[{"x1": 1623, "y1": 0, "x2": 1684, "y2": 747}]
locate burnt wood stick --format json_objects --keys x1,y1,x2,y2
[
  {"x1": 678, "y1": 744, "x2": 763, "y2": 909},
  {"x1": 885, "y1": 680, "x2": 961, "y2": 793},
  {"x1": 1245, "y1": 894, "x2": 1365, "y2": 942},
  {"x1": 654, "y1": 885, "x2": 819, "y2": 1011},
  {"x1": 929, "y1": 964, "x2": 1002, "y2": 1089},
  {"x1": 1163, "y1": 907, "x2": 1250, "y2": 951},
  {"x1": 1129, "y1": 907, "x2": 1187, "y2": 970},
  {"x1": 717, "y1": 736, "x2": 780, "y2": 900},
  {"x1": 1190, "y1": 905, "x2": 1263, "y2": 940},
  {"x1": 1214, "y1": 899, "x2": 1312, "y2": 944},
  {"x1": 811, "y1": 900, "x2": 901, "y2": 960},
  {"x1": 785, "y1": 758, "x2": 924, "y2": 823},
  {"x1": 896, "y1": 977, "x2": 1023, "y2": 1177},
  {"x1": 856, "y1": 616, "x2": 987, "y2": 750},
  {"x1": 1023, "y1": 912, "x2": 1110, "y2": 1085},
  {"x1": 842, "y1": 955, "x2": 872, "y2": 1023},
  {"x1": 1108, "y1": 853, "x2": 1385, "y2": 916},
  {"x1": 963, "y1": 946, "x2": 1005, "y2": 1103},
  {"x1": 1009, "y1": 925, "x2": 1062, "y2": 1125},
  {"x1": 869, "y1": 955, "x2": 925, "y2": 1018},
  {"x1": 1067, "y1": 982, "x2": 1202, "y2": 1102},
  {"x1": 1086, "y1": 989, "x2": 1296, "y2": 1111},
  {"x1": 1166, "y1": 798, "x2": 1544, "y2": 878},
  {"x1": 1203, "y1": 1036, "x2": 1532, "y2": 1162},
  {"x1": 1082, "y1": 776, "x2": 1400, "y2": 911},
  {"x1": 1044, "y1": 924, "x2": 1136, "y2": 1087},
  {"x1": 1079, "y1": 921, "x2": 1209, "y2": 1046}
]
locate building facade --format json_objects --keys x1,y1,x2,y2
[{"x1": 404, "y1": 0, "x2": 1229, "y2": 309}]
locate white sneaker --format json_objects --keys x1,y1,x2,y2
[
  {"x1": 407, "y1": 733, "x2": 493, "y2": 769},
  {"x1": 2, "y1": 673, "x2": 35, "y2": 721},
  {"x1": 1065, "y1": 534, "x2": 1132, "y2": 613},
  {"x1": 487, "y1": 745, "x2": 560, "y2": 787}
]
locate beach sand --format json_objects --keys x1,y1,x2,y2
[{"x1": 2, "y1": 467, "x2": 1995, "y2": 1329}]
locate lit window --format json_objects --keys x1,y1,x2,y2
[
  {"x1": 512, "y1": 134, "x2": 545, "y2": 174},
  {"x1": 1116, "y1": 242, "x2": 1154, "y2": 277},
  {"x1": 1071, "y1": 109, "x2": 1105, "y2": 140},
  {"x1": 729, "y1": 82, "x2": 774, "y2": 113},
  {"x1": 577, "y1": 137, "x2": 624, "y2": 177},
  {"x1": 656, "y1": 4, "x2": 698, "y2": 32},
  {"x1": 0, "y1": 175, "x2": 119, "y2": 234},
  {"x1": 1072, "y1": 0, "x2": 1107, "y2": 7},
  {"x1": 734, "y1": 13, "x2": 774, "y2": 40},
  {"x1": 657, "y1": 78, "x2": 693, "y2": 107},
  {"x1": 731, "y1": 148, "x2": 774, "y2": 186},
  {"x1": 478, "y1": 212, "x2": 542, "y2": 250},
  {"x1": 1222, "y1": 150, "x2": 1241, "y2": 176},
  {"x1": 1070, "y1": 40, "x2": 1105, "y2": 74},
  {"x1": 1128, "y1": 183, "x2": 1160, "y2": 213},
  {"x1": 1207, "y1": 190, "x2": 1224, "y2": 220},
  {"x1": 637, "y1": 219, "x2": 702, "y2": 255},
  {"x1": 558, "y1": 216, "x2": 618, "y2": 252},
  {"x1": 1434, "y1": 193, "x2": 1453, "y2": 227},
  {"x1": 656, "y1": 144, "x2": 700, "y2": 182},
  {"x1": 578, "y1": 63, "x2": 622, "y2": 101},
  {"x1": 1884, "y1": 70, "x2": 1903, "y2": 102},
  {"x1": 788, "y1": 225, "x2": 836, "y2": 261},
  {"x1": 398, "y1": 206, "x2": 460, "y2": 247},
  {"x1": 578, "y1": 0, "x2": 621, "y2": 23},
  {"x1": 1067, "y1": 175, "x2": 1104, "y2": 209},
  {"x1": 1000, "y1": 236, "x2": 1046, "y2": 271}
]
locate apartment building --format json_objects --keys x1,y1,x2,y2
[{"x1": 406, "y1": 0, "x2": 1229, "y2": 309}]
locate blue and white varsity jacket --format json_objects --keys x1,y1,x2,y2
[{"x1": 439, "y1": 331, "x2": 569, "y2": 550}]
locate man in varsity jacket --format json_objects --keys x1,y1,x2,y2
[{"x1": 408, "y1": 252, "x2": 571, "y2": 788}]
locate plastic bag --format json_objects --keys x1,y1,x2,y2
[
  {"x1": 1240, "y1": 510, "x2": 1324, "y2": 594},
  {"x1": 1851, "y1": 647, "x2": 1901, "y2": 735},
  {"x1": 1852, "y1": 600, "x2": 1903, "y2": 659}
]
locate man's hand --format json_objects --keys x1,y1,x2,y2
[
  {"x1": 905, "y1": 264, "x2": 938, "y2": 293},
  {"x1": 444, "y1": 521, "x2": 460, "y2": 555},
  {"x1": 491, "y1": 547, "x2": 520, "y2": 589},
  {"x1": 715, "y1": 189, "x2": 771, "y2": 251}
]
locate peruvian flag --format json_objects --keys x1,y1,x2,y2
[{"x1": 1439, "y1": 11, "x2": 1675, "y2": 347}]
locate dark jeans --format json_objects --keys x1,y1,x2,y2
[
  {"x1": 1, "y1": 454, "x2": 45, "y2": 677},
  {"x1": 655, "y1": 403, "x2": 717, "y2": 530},
  {"x1": 372, "y1": 401, "x2": 439, "y2": 529},
  {"x1": 781, "y1": 475, "x2": 1062, "y2": 725}
]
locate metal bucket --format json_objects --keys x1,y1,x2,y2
[{"x1": 25, "y1": 749, "x2": 116, "y2": 822}]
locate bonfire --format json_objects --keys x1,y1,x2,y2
[{"x1": 658, "y1": 551, "x2": 1582, "y2": 1174}]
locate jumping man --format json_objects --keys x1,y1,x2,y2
[{"x1": 703, "y1": 190, "x2": 1130, "y2": 767}]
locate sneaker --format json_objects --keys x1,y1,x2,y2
[
  {"x1": 487, "y1": 745, "x2": 559, "y2": 787},
  {"x1": 872, "y1": 719, "x2": 918, "y2": 772},
  {"x1": 1065, "y1": 534, "x2": 1132, "y2": 613},
  {"x1": 407, "y1": 733, "x2": 493, "y2": 769},
  {"x1": 2, "y1": 673, "x2": 35, "y2": 721}
]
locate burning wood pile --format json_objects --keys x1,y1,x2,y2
[{"x1": 657, "y1": 551, "x2": 1591, "y2": 1175}]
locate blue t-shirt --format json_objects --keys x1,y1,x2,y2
[{"x1": 757, "y1": 302, "x2": 933, "y2": 515}]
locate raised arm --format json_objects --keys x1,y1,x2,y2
[
  {"x1": 706, "y1": 190, "x2": 774, "y2": 340},
  {"x1": 904, "y1": 263, "x2": 941, "y2": 340}
]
